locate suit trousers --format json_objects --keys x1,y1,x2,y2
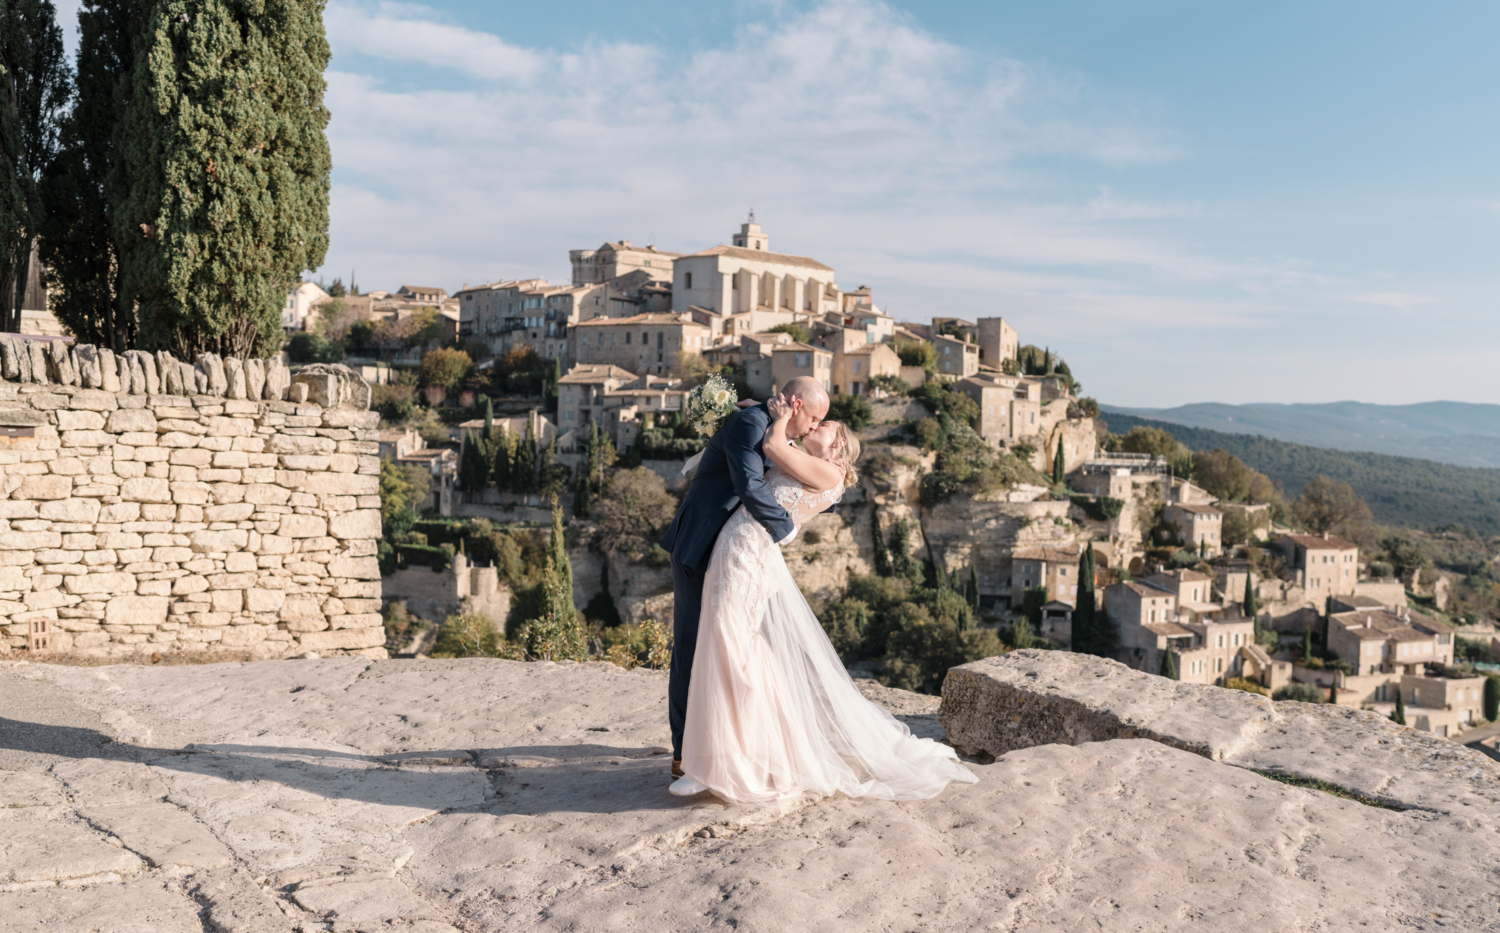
[{"x1": 668, "y1": 552, "x2": 704, "y2": 761}]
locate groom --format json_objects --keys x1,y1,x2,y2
[{"x1": 659, "y1": 376, "x2": 830, "y2": 777}]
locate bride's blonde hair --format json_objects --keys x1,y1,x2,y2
[{"x1": 823, "y1": 421, "x2": 861, "y2": 488}]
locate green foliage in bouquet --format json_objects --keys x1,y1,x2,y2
[{"x1": 684, "y1": 374, "x2": 738, "y2": 437}]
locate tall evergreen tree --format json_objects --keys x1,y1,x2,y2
[
  {"x1": 515, "y1": 417, "x2": 537, "y2": 494},
  {"x1": 0, "y1": 0, "x2": 68, "y2": 333},
  {"x1": 116, "y1": 0, "x2": 331, "y2": 357},
  {"x1": 1052, "y1": 443, "x2": 1065, "y2": 485},
  {"x1": 1391, "y1": 686, "x2": 1406, "y2": 725},
  {"x1": 482, "y1": 395, "x2": 493, "y2": 438},
  {"x1": 38, "y1": 0, "x2": 142, "y2": 349},
  {"x1": 1243, "y1": 572, "x2": 1258, "y2": 620},
  {"x1": 1485, "y1": 675, "x2": 1499, "y2": 723},
  {"x1": 457, "y1": 432, "x2": 488, "y2": 495},
  {"x1": 571, "y1": 462, "x2": 591, "y2": 517},
  {"x1": 968, "y1": 564, "x2": 980, "y2": 613},
  {"x1": 1160, "y1": 646, "x2": 1178, "y2": 680},
  {"x1": 871, "y1": 509, "x2": 890, "y2": 577},
  {"x1": 491, "y1": 429, "x2": 514, "y2": 492},
  {"x1": 1072, "y1": 543, "x2": 1105, "y2": 656}
]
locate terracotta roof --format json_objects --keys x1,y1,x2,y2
[
  {"x1": 847, "y1": 343, "x2": 897, "y2": 356},
  {"x1": 771, "y1": 342, "x2": 832, "y2": 354},
  {"x1": 1407, "y1": 612, "x2": 1458, "y2": 635},
  {"x1": 573, "y1": 313, "x2": 702, "y2": 327},
  {"x1": 1280, "y1": 533, "x2": 1358, "y2": 551},
  {"x1": 1114, "y1": 580, "x2": 1171, "y2": 599},
  {"x1": 1012, "y1": 545, "x2": 1082, "y2": 563},
  {"x1": 1333, "y1": 595, "x2": 1387, "y2": 609},
  {"x1": 683, "y1": 244, "x2": 834, "y2": 272},
  {"x1": 559, "y1": 364, "x2": 637, "y2": 384}
]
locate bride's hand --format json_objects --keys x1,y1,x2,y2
[{"x1": 766, "y1": 395, "x2": 793, "y2": 421}]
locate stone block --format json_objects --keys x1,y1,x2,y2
[
  {"x1": 17, "y1": 474, "x2": 72, "y2": 499},
  {"x1": 27, "y1": 340, "x2": 48, "y2": 384},
  {"x1": 157, "y1": 350, "x2": 183, "y2": 395},
  {"x1": 47, "y1": 339, "x2": 77, "y2": 384},
  {"x1": 263, "y1": 358, "x2": 289, "y2": 400},
  {"x1": 243, "y1": 358, "x2": 266, "y2": 401},
  {"x1": 0, "y1": 407, "x2": 46, "y2": 426},
  {"x1": 0, "y1": 531, "x2": 61, "y2": 550},
  {"x1": 210, "y1": 590, "x2": 243, "y2": 613},
  {"x1": 195, "y1": 353, "x2": 228, "y2": 396},
  {"x1": 0, "y1": 334, "x2": 20, "y2": 379},
  {"x1": 39, "y1": 498, "x2": 103, "y2": 523},
  {"x1": 279, "y1": 514, "x2": 327, "y2": 538},
  {"x1": 55, "y1": 409, "x2": 105, "y2": 431},
  {"x1": 0, "y1": 500, "x2": 39, "y2": 519},
  {"x1": 191, "y1": 529, "x2": 249, "y2": 553},
  {"x1": 279, "y1": 594, "x2": 323, "y2": 623},
  {"x1": 219, "y1": 625, "x2": 268, "y2": 647},
  {"x1": 104, "y1": 595, "x2": 170, "y2": 627},
  {"x1": 204, "y1": 503, "x2": 255, "y2": 522},
  {"x1": 106, "y1": 408, "x2": 159, "y2": 433},
  {"x1": 270, "y1": 433, "x2": 336, "y2": 455},
  {"x1": 223, "y1": 357, "x2": 247, "y2": 399},
  {"x1": 172, "y1": 575, "x2": 209, "y2": 595},
  {"x1": 329, "y1": 509, "x2": 382, "y2": 540},
  {"x1": 297, "y1": 626, "x2": 384, "y2": 651},
  {"x1": 301, "y1": 472, "x2": 379, "y2": 496},
  {"x1": 327, "y1": 555, "x2": 381, "y2": 580},
  {"x1": 100, "y1": 502, "x2": 141, "y2": 523},
  {"x1": 121, "y1": 477, "x2": 172, "y2": 502},
  {"x1": 65, "y1": 571, "x2": 137, "y2": 595},
  {"x1": 291, "y1": 372, "x2": 338, "y2": 407},
  {"x1": 246, "y1": 588, "x2": 286, "y2": 613},
  {"x1": 69, "y1": 388, "x2": 118, "y2": 411},
  {"x1": 0, "y1": 821, "x2": 143, "y2": 884},
  {"x1": 288, "y1": 382, "x2": 308, "y2": 404},
  {"x1": 98, "y1": 347, "x2": 120, "y2": 392},
  {"x1": 61, "y1": 429, "x2": 112, "y2": 447}
]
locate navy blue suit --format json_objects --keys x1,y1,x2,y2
[{"x1": 659, "y1": 402, "x2": 794, "y2": 760}]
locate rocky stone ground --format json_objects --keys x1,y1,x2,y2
[{"x1": 1, "y1": 654, "x2": 1497, "y2": 932}]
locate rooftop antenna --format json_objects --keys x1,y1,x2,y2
[{"x1": 748, "y1": 207, "x2": 755, "y2": 223}]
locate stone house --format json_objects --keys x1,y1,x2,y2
[
  {"x1": 954, "y1": 373, "x2": 1044, "y2": 448},
  {"x1": 1165, "y1": 503, "x2": 1223, "y2": 556},
  {"x1": 759, "y1": 342, "x2": 833, "y2": 396},
  {"x1": 571, "y1": 240, "x2": 682, "y2": 286},
  {"x1": 556, "y1": 364, "x2": 636, "y2": 436},
  {"x1": 1277, "y1": 533, "x2": 1359, "y2": 597},
  {"x1": 282, "y1": 281, "x2": 331, "y2": 331},
  {"x1": 671, "y1": 220, "x2": 840, "y2": 320},
  {"x1": 1073, "y1": 453, "x2": 1167, "y2": 500},
  {"x1": 570, "y1": 313, "x2": 711, "y2": 377},
  {"x1": 1108, "y1": 579, "x2": 1258, "y2": 686},
  {"x1": 1009, "y1": 544, "x2": 1084, "y2": 607},
  {"x1": 977, "y1": 317, "x2": 1019, "y2": 370},
  {"x1": 377, "y1": 426, "x2": 423, "y2": 462},
  {"x1": 1141, "y1": 570, "x2": 1221, "y2": 624},
  {"x1": 933, "y1": 333, "x2": 979, "y2": 378},
  {"x1": 1328, "y1": 609, "x2": 1455, "y2": 676},
  {"x1": 839, "y1": 343, "x2": 901, "y2": 397}
]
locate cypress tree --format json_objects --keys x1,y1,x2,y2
[
  {"x1": 1052, "y1": 443, "x2": 1065, "y2": 485},
  {"x1": 492, "y1": 430, "x2": 513, "y2": 493},
  {"x1": 37, "y1": 0, "x2": 141, "y2": 349},
  {"x1": 1243, "y1": 572, "x2": 1258, "y2": 621},
  {"x1": 457, "y1": 432, "x2": 488, "y2": 495},
  {"x1": 571, "y1": 462, "x2": 591, "y2": 517},
  {"x1": 968, "y1": 564, "x2": 980, "y2": 613},
  {"x1": 517, "y1": 417, "x2": 537, "y2": 494},
  {"x1": 1485, "y1": 675, "x2": 1499, "y2": 723},
  {"x1": 871, "y1": 509, "x2": 890, "y2": 577},
  {"x1": 1391, "y1": 687, "x2": 1406, "y2": 725},
  {"x1": 1160, "y1": 646, "x2": 1178, "y2": 680},
  {"x1": 482, "y1": 395, "x2": 494, "y2": 438},
  {"x1": 1072, "y1": 543, "x2": 1103, "y2": 656},
  {"x1": 116, "y1": 0, "x2": 331, "y2": 358},
  {"x1": 0, "y1": 0, "x2": 69, "y2": 334}
]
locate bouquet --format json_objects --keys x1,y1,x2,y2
[{"x1": 683, "y1": 373, "x2": 738, "y2": 438}]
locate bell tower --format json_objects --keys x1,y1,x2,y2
[{"x1": 732, "y1": 210, "x2": 769, "y2": 251}]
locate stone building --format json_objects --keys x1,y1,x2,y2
[
  {"x1": 571, "y1": 313, "x2": 710, "y2": 377},
  {"x1": 933, "y1": 333, "x2": 979, "y2": 378},
  {"x1": 282, "y1": 281, "x2": 331, "y2": 331},
  {"x1": 977, "y1": 317, "x2": 1019, "y2": 369},
  {"x1": 1107, "y1": 579, "x2": 1257, "y2": 686},
  {"x1": 570, "y1": 240, "x2": 682, "y2": 285},
  {"x1": 671, "y1": 219, "x2": 839, "y2": 320},
  {"x1": 1277, "y1": 533, "x2": 1359, "y2": 597},
  {"x1": 837, "y1": 343, "x2": 901, "y2": 397},
  {"x1": 556, "y1": 364, "x2": 636, "y2": 435},
  {"x1": 762, "y1": 342, "x2": 833, "y2": 396},
  {"x1": 1165, "y1": 502, "x2": 1223, "y2": 556},
  {"x1": 1009, "y1": 544, "x2": 1084, "y2": 606},
  {"x1": 954, "y1": 373, "x2": 1043, "y2": 447}
]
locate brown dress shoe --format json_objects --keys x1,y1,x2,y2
[{"x1": 671, "y1": 759, "x2": 684, "y2": 778}]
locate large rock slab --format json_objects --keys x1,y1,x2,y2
[
  {"x1": 941, "y1": 649, "x2": 1500, "y2": 817},
  {"x1": 5, "y1": 656, "x2": 1500, "y2": 931}
]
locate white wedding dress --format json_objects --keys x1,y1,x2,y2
[{"x1": 670, "y1": 465, "x2": 978, "y2": 805}]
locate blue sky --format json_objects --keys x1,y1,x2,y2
[{"x1": 61, "y1": 0, "x2": 1500, "y2": 406}]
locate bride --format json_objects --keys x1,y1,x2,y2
[{"x1": 669, "y1": 397, "x2": 978, "y2": 805}]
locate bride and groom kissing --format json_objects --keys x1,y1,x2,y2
[{"x1": 657, "y1": 376, "x2": 977, "y2": 805}]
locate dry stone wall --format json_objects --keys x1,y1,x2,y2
[{"x1": 0, "y1": 337, "x2": 386, "y2": 659}]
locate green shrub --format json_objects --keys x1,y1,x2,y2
[
  {"x1": 1071, "y1": 495, "x2": 1125, "y2": 521},
  {"x1": 868, "y1": 374, "x2": 909, "y2": 397},
  {"x1": 1224, "y1": 676, "x2": 1268, "y2": 696},
  {"x1": 1273, "y1": 683, "x2": 1326, "y2": 703},
  {"x1": 430, "y1": 613, "x2": 508, "y2": 658},
  {"x1": 637, "y1": 430, "x2": 708, "y2": 460},
  {"x1": 827, "y1": 393, "x2": 873, "y2": 430}
]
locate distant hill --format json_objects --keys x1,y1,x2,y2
[
  {"x1": 1097, "y1": 411, "x2": 1500, "y2": 535},
  {"x1": 1101, "y1": 401, "x2": 1500, "y2": 469}
]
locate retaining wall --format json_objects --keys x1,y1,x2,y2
[{"x1": 0, "y1": 337, "x2": 386, "y2": 659}]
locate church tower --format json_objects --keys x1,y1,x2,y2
[{"x1": 732, "y1": 211, "x2": 769, "y2": 251}]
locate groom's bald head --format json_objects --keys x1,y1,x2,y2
[{"x1": 780, "y1": 377, "x2": 829, "y2": 439}]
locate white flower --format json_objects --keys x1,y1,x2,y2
[{"x1": 711, "y1": 389, "x2": 730, "y2": 406}]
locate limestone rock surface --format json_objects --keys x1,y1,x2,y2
[{"x1": 0, "y1": 656, "x2": 1496, "y2": 932}]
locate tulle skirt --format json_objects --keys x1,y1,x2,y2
[{"x1": 671, "y1": 510, "x2": 978, "y2": 805}]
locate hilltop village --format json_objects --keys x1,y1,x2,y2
[{"x1": 5, "y1": 218, "x2": 1492, "y2": 748}]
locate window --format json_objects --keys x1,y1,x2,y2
[
  {"x1": 1216, "y1": 634, "x2": 1224, "y2": 648},
  {"x1": 657, "y1": 332, "x2": 664, "y2": 350},
  {"x1": 853, "y1": 360, "x2": 862, "y2": 374},
  {"x1": 1149, "y1": 610, "x2": 1157, "y2": 623},
  {"x1": 795, "y1": 352, "x2": 811, "y2": 368},
  {"x1": 685, "y1": 273, "x2": 693, "y2": 289},
  {"x1": 625, "y1": 332, "x2": 632, "y2": 344},
  {"x1": 642, "y1": 332, "x2": 649, "y2": 345},
  {"x1": 564, "y1": 411, "x2": 574, "y2": 421},
  {"x1": 1215, "y1": 658, "x2": 1224, "y2": 673}
]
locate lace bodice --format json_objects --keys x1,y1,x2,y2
[{"x1": 766, "y1": 464, "x2": 845, "y2": 528}]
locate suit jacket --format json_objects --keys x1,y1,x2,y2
[{"x1": 659, "y1": 402, "x2": 794, "y2": 574}]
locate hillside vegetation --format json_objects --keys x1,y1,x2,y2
[{"x1": 1099, "y1": 412, "x2": 1500, "y2": 535}]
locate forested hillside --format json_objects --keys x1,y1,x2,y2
[{"x1": 1099, "y1": 412, "x2": 1500, "y2": 535}]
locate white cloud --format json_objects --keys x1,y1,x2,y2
[{"x1": 1350, "y1": 292, "x2": 1436, "y2": 311}]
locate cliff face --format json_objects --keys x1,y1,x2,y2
[{"x1": 4, "y1": 653, "x2": 1494, "y2": 931}]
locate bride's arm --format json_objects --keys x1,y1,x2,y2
[{"x1": 764, "y1": 399, "x2": 845, "y2": 490}]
